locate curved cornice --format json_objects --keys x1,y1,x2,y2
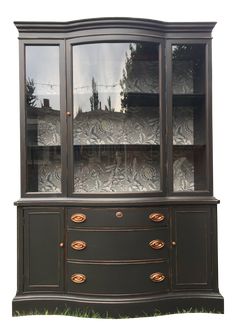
[{"x1": 14, "y1": 17, "x2": 216, "y2": 35}]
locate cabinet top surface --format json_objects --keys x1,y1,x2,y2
[{"x1": 14, "y1": 17, "x2": 216, "y2": 35}]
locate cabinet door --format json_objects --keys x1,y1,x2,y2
[
  {"x1": 23, "y1": 208, "x2": 64, "y2": 292},
  {"x1": 23, "y1": 43, "x2": 67, "y2": 196},
  {"x1": 172, "y1": 206, "x2": 212, "y2": 289},
  {"x1": 67, "y1": 40, "x2": 164, "y2": 195},
  {"x1": 167, "y1": 41, "x2": 212, "y2": 195}
]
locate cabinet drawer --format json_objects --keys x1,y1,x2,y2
[
  {"x1": 67, "y1": 228, "x2": 169, "y2": 261},
  {"x1": 67, "y1": 261, "x2": 169, "y2": 295},
  {"x1": 67, "y1": 207, "x2": 168, "y2": 228}
]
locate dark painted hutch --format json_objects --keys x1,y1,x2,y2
[{"x1": 13, "y1": 17, "x2": 224, "y2": 317}]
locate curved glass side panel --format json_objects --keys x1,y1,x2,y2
[
  {"x1": 172, "y1": 44, "x2": 207, "y2": 192},
  {"x1": 25, "y1": 46, "x2": 61, "y2": 192},
  {"x1": 72, "y1": 42, "x2": 160, "y2": 193}
]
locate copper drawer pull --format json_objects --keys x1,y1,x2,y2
[
  {"x1": 150, "y1": 272, "x2": 165, "y2": 282},
  {"x1": 149, "y1": 239, "x2": 165, "y2": 250},
  {"x1": 71, "y1": 273, "x2": 86, "y2": 284},
  {"x1": 71, "y1": 213, "x2": 87, "y2": 223},
  {"x1": 71, "y1": 240, "x2": 87, "y2": 250},
  {"x1": 149, "y1": 212, "x2": 165, "y2": 222}
]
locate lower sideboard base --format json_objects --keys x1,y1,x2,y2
[{"x1": 12, "y1": 291, "x2": 224, "y2": 318}]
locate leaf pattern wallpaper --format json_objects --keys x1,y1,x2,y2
[
  {"x1": 33, "y1": 107, "x2": 195, "y2": 193},
  {"x1": 74, "y1": 149, "x2": 160, "y2": 193},
  {"x1": 73, "y1": 110, "x2": 160, "y2": 145}
]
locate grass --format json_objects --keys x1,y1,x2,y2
[{"x1": 13, "y1": 307, "x2": 222, "y2": 319}]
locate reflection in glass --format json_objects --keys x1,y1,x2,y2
[
  {"x1": 172, "y1": 44, "x2": 205, "y2": 94},
  {"x1": 172, "y1": 44, "x2": 207, "y2": 191},
  {"x1": 73, "y1": 42, "x2": 160, "y2": 193},
  {"x1": 25, "y1": 46, "x2": 61, "y2": 192}
]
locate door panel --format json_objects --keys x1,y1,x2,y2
[
  {"x1": 23, "y1": 208, "x2": 64, "y2": 291},
  {"x1": 172, "y1": 206, "x2": 212, "y2": 289}
]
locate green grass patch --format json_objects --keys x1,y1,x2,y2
[{"x1": 13, "y1": 307, "x2": 222, "y2": 319}]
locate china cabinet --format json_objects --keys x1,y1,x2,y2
[{"x1": 13, "y1": 17, "x2": 224, "y2": 317}]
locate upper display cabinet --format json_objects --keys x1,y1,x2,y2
[{"x1": 15, "y1": 17, "x2": 216, "y2": 197}]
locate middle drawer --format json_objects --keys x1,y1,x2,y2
[{"x1": 67, "y1": 228, "x2": 169, "y2": 261}]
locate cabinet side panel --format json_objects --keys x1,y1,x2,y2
[
  {"x1": 24, "y1": 209, "x2": 64, "y2": 291},
  {"x1": 173, "y1": 206, "x2": 211, "y2": 288}
]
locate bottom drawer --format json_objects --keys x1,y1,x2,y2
[{"x1": 67, "y1": 261, "x2": 169, "y2": 295}]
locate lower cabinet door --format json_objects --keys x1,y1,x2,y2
[
  {"x1": 23, "y1": 208, "x2": 64, "y2": 292},
  {"x1": 172, "y1": 206, "x2": 212, "y2": 289},
  {"x1": 67, "y1": 261, "x2": 169, "y2": 295}
]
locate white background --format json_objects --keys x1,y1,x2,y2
[{"x1": 0, "y1": 0, "x2": 235, "y2": 335}]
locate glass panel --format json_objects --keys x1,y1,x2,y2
[
  {"x1": 73, "y1": 42, "x2": 160, "y2": 193},
  {"x1": 25, "y1": 46, "x2": 61, "y2": 192},
  {"x1": 172, "y1": 44, "x2": 207, "y2": 192}
]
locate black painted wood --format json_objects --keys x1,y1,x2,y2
[
  {"x1": 67, "y1": 206, "x2": 168, "y2": 228},
  {"x1": 14, "y1": 196, "x2": 220, "y2": 206},
  {"x1": 66, "y1": 260, "x2": 169, "y2": 295},
  {"x1": 12, "y1": 292, "x2": 224, "y2": 317},
  {"x1": 23, "y1": 208, "x2": 64, "y2": 291},
  {"x1": 67, "y1": 227, "x2": 169, "y2": 261},
  {"x1": 172, "y1": 206, "x2": 212, "y2": 289},
  {"x1": 13, "y1": 17, "x2": 223, "y2": 318},
  {"x1": 14, "y1": 18, "x2": 216, "y2": 38}
]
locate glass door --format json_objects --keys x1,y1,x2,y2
[
  {"x1": 171, "y1": 43, "x2": 208, "y2": 192},
  {"x1": 71, "y1": 42, "x2": 161, "y2": 193},
  {"x1": 25, "y1": 45, "x2": 62, "y2": 193}
]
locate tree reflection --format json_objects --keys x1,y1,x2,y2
[
  {"x1": 120, "y1": 43, "x2": 158, "y2": 113},
  {"x1": 172, "y1": 44, "x2": 204, "y2": 94},
  {"x1": 26, "y1": 77, "x2": 37, "y2": 106},
  {"x1": 89, "y1": 77, "x2": 99, "y2": 111}
]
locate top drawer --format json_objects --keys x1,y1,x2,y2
[{"x1": 67, "y1": 207, "x2": 169, "y2": 228}]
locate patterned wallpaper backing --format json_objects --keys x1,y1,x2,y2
[{"x1": 32, "y1": 108, "x2": 195, "y2": 192}]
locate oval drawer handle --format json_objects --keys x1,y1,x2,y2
[
  {"x1": 71, "y1": 273, "x2": 86, "y2": 284},
  {"x1": 71, "y1": 213, "x2": 87, "y2": 223},
  {"x1": 150, "y1": 272, "x2": 165, "y2": 282},
  {"x1": 149, "y1": 212, "x2": 165, "y2": 222},
  {"x1": 71, "y1": 240, "x2": 87, "y2": 250},
  {"x1": 149, "y1": 239, "x2": 165, "y2": 250}
]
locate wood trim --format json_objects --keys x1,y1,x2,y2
[
  {"x1": 19, "y1": 40, "x2": 26, "y2": 197},
  {"x1": 14, "y1": 196, "x2": 220, "y2": 206},
  {"x1": 66, "y1": 40, "x2": 74, "y2": 196},
  {"x1": 14, "y1": 17, "x2": 216, "y2": 35},
  {"x1": 159, "y1": 39, "x2": 166, "y2": 194},
  {"x1": 59, "y1": 40, "x2": 68, "y2": 196}
]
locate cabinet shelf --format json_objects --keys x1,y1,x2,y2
[
  {"x1": 173, "y1": 144, "x2": 205, "y2": 150},
  {"x1": 173, "y1": 94, "x2": 205, "y2": 106},
  {"x1": 28, "y1": 144, "x2": 160, "y2": 148}
]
